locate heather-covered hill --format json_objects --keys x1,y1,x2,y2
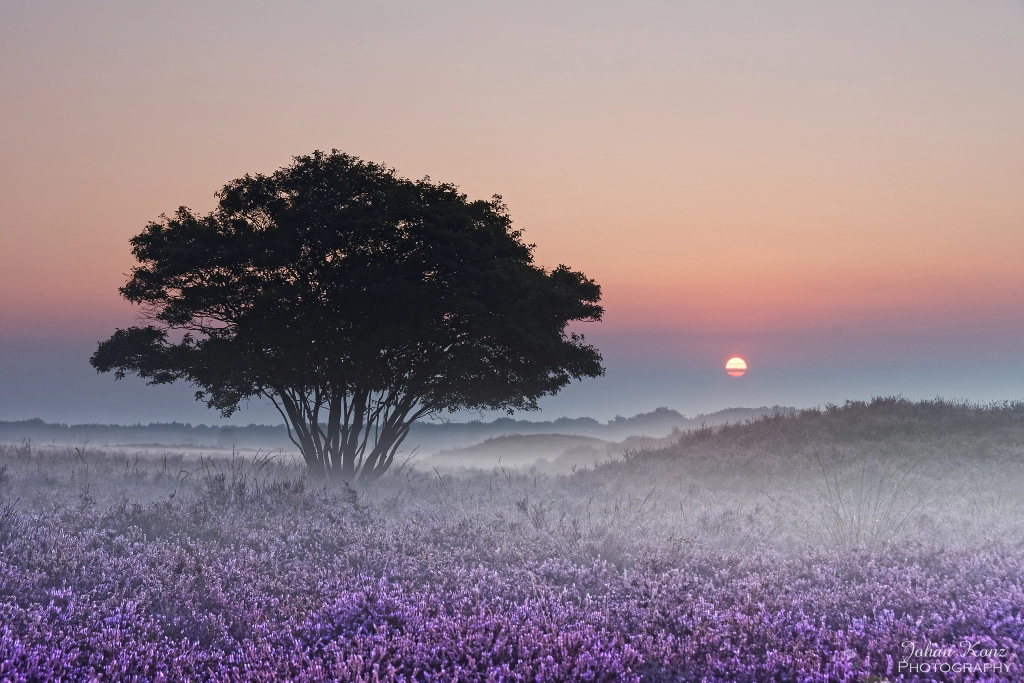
[{"x1": 0, "y1": 397, "x2": 1021, "y2": 680}]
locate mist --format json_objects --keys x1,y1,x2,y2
[{"x1": 2, "y1": 398, "x2": 1022, "y2": 679}]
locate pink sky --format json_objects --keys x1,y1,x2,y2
[{"x1": 2, "y1": 1, "x2": 1023, "y2": 421}]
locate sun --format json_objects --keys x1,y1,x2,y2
[{"x1": 725, "y1": 357, "x2": 747, "y2": 377}]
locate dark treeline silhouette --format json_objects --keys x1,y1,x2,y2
[{"x1": 0, "y1": 406, "x2": 788, "y2": 453}]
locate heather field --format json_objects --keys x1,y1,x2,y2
[{"x1": 1, "y1": 398, "x2": 1023, "y2": 681}]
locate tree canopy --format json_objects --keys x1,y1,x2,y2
[{"x1": 91, "y1": 151, "x2": 604, "y2": 482}]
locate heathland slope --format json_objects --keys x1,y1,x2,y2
[{"x1": 0, "y1": 396, "x2": 1020, "y2": 680}]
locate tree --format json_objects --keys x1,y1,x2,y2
[{"x1": 91, "y1": 151, "x2": 604, "y2": 483}]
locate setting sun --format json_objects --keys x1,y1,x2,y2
[{"x1": 726, "y1": 357, "x2": 747, "y2": 377}]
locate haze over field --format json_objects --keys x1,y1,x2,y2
[
  {"x1": 0, "y1": 407, "x2": 783, "y2": 471},
  {"x1": 3, "y1": 399, "x2": 1023, "y2": 679}
]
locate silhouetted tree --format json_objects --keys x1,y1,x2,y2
[{"x1": 91, "y1": 151, "x2": 604, "y2": 483}]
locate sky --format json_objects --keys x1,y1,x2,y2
[{"x1": 1, "y1": 1, "x2": 1023, "y2": 425}]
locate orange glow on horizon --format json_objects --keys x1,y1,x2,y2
[{"x1": 1, "y1": 3, "x2": 1023, "y2": 344}]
